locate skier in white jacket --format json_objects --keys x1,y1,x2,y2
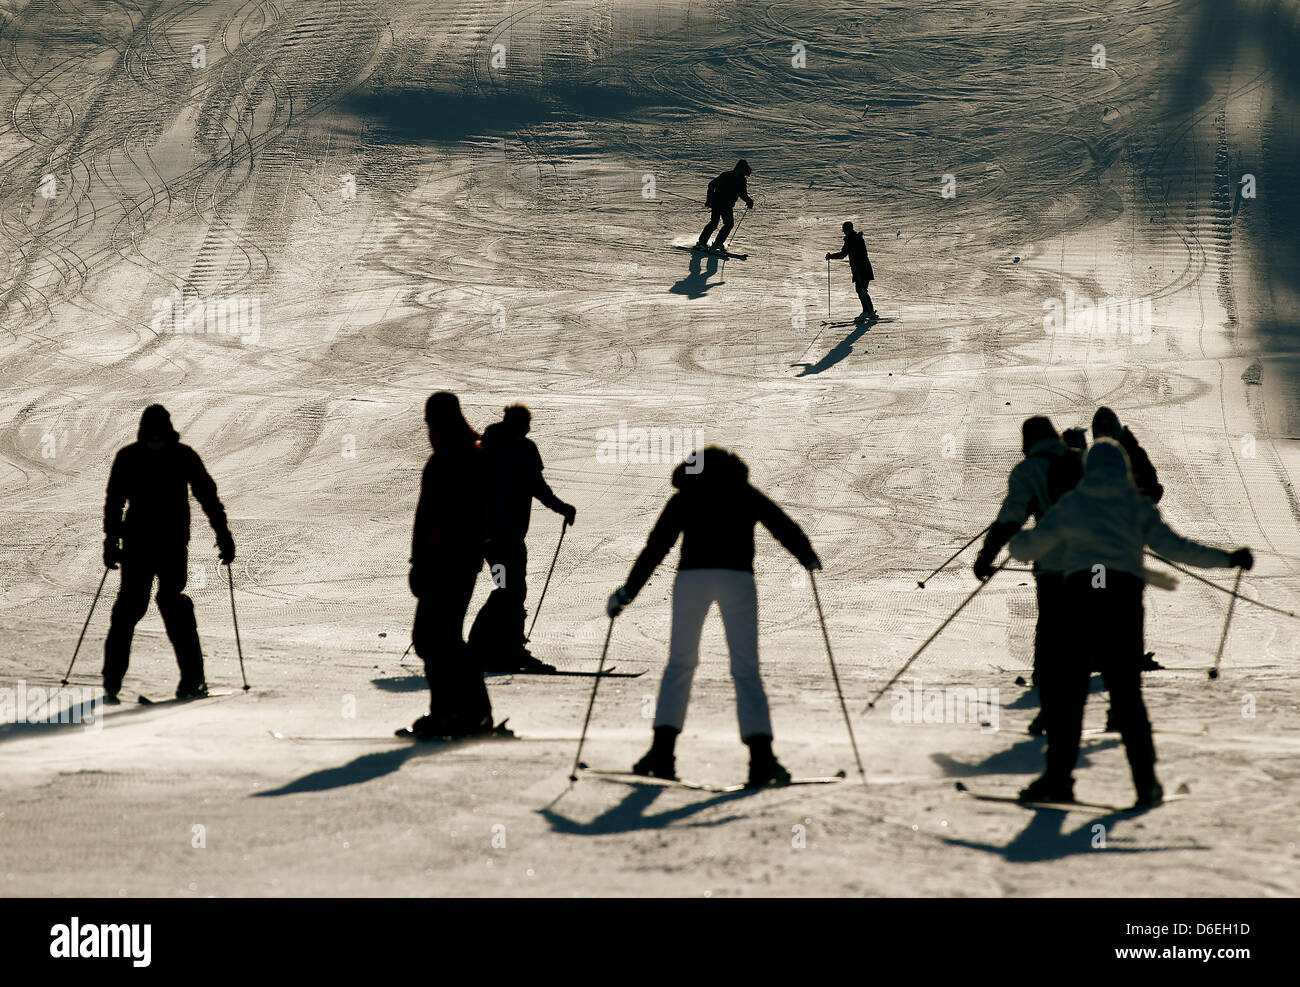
[{"x1": 1009, "y1": 438, "x2": 1252, "y2": 806}]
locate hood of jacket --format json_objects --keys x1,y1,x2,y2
[
  {"x1": 1076, "y1": 438, "x2": 1133, "y2": 499},
  {"x1": 137, "y1": 404, "x2": 179, "y2": 444},
  {"x1": 672, "y1": 446, "x2": 749, "y2": 493}
]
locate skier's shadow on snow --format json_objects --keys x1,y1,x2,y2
[
  {"x1": 944, "y1": 807, "x2": 1210, "y2": 863},
  {"x1": 370, "y1": 674, "x2": 427, "y2": 693},
  {"x1": 791, "y1": 323, "x2": 870, "y2": 376},
  {"x1": 668, "y1": 252, "x2": 722, "y2": 298},
  {"x1": 540, "y1": 782, "x2": 755, "y2": 835},
  {"x1": 931, "y1": 736, "x2": 1120, "y2": 778},
  {"x1": 254, "y1": 742, "x2": 470, "y2": 797}
]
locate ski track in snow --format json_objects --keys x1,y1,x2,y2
[{"x1": 0, "y1": 0, "x2": 1297, "y2": 896}]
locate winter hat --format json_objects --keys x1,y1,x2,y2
[
  {"x1": 1091, "y1": 406, "x2": 1121, "y2": 440},
  {"x1": 672, "y1": 445, "x2": 749, "y2": 491},
  {"x1": 1021, "y1": 415, "x2": 1058, "y2": 455},
  {"x1": 842, "y1": 221, "x2": 854, "y2": 233},
  {"x1": 137, "y1": 404, "x2": 178, "y2": 443},
  {"x1": 424, "y1": 391, "x2": 478, "y2": 446},
  {"x1": 735, "y1": 159, "x2": 752, "y2": 175}
]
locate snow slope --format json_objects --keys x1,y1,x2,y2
[{"x1": 0, "y1": 0, "x2": 1297, "y2": 896}]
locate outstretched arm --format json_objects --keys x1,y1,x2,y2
[
  {"x1": 754, "y1": 489, "x2": 820, "y2": 569},
  {"x1": 623, "y1": 496, "x2": 686, "y2": 599},
  {"x1": 1008, "y1": 507, "x2": 1066, "y2": 563},
  {"x1": 1143, "y1": 508, "x2": 1231, "y2": 568}
]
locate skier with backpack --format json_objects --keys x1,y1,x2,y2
[
  {"x1": 467, "y1": 404, "x2": 577, "y2": 674},
  {"x1": 101, "y1": 404, "x2": 235, "y2": 702},
  {"x1": 973, "y1": 417, "x2": 1083, "y2": 735},
  {"x1": 1090, "y1": 406, "x2": 1163, "y2": 503},
  {"x1": 402, "y1": 392, "x2": 496, "y2": 739},
  {"x1": 694, "y1": 159, "x2": 753, "y2": 256},
  {"x1": 825, "y1": 221, "x2": 877, "y2": 321},
  {"x1": 605, "y1": 447, "x2": 822, "y2": 787},
  {"x1": 1008, "y1": 438, "x2": 1253, "y2": 807}
]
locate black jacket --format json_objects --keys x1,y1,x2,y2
[
  {"x1": 624, "y1": 451, "x2": 816, "y2": 599},
  {"x1": 104, "y1": 438, "x2": 229, "y2": 548},
  {"x1": 481, "y1": 421, "x2": 566, "y2": 542},
  {"x1": 1116, "y1": 427, "x2": 1163, "y2": 503},
  {"x1": 706, "y1": 170, "x2": 752, "y2": 210},
  {"x1": 829, "y1": 230, "x2": 873, "y2": 283},
  {"x1": 410, "y1": 437, "x2": 487, "y2": 573}
]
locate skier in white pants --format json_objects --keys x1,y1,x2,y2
[{"x1": 607, "y1": 447, "x2": 821, "y2": 787}]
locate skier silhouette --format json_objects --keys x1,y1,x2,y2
[
  {"x1": 606, "y1": 447, "x2": 821, "y2": 787},
  {"x1": 1090, "y1": 407, "x2": 1163, "y2": 503},
  {"x1": 101, "y1": 405, "x2": 234, "y2": 702},
  {"x1": 695, "y1": 159, "x2": 753, "y2": 254},
  {"x1": 1009, "y1": 438, "x2": 1252, "y2": 806},
  {"x1": 467, "y1": 404, "x2": 576, "y2": 674},
  {"x1": 826, "y1": 221, "x2": 877, "y2": 321},
  {"x1": 404, "y1": 392, "x2": 495, "y2": 739}
]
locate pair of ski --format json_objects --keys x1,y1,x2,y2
[
  {"x1": 486, "y1": 666, "x2": 643, "y2": 679},
  {"x1": 582, "y1": 767, "x2": 847, "y2": 795},
  {"x1": 675, "y1": 244, "x2": 747, "y2": 261},
  {"x1": 954, "y1": 780, "x2": 1190, "y2": 814},
  {"x1": 135, "y1": 691, "x2": 234, "y2": 706}
]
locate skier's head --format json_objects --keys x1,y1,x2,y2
[
  {"x1": 137, "y1": 404, "x2": 179, "y2": 449},
  {"x1": 842, "y1": 221, "x2": 856, "y2": 235},
  {"x1": 424, "y1": 391, "x2": 477, "y2": 451},
  {"x1": 735, "y1": 159, "x2": 752, "y2": 176},
  {"x1": 1021, "y1": 415, "x2": 1058, "y2": 455},
  {"x1": 1083, "y1": 437, "x2": 1133, "y2": 485},
  {"x1": 672, "y1": 445, "x2": 749, "y2": 490},
  {"x1": 502, "y1": 403, "x2": 531, "y2": 436},
  {"x1": 1091, "y1": 406, "x2": 1122, "y2": 440}
]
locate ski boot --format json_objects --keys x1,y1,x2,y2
[
  {"x1": 515, "y1": 649, "x2": 556, "y2": 674},
  {"x1": 744, "y1": 734, "x2": 792, "y2": 788},
  {"x1": 693, "y1": 238, "x2": 709, "y2": 251},
  {"x1": 175, "y1": 681, "x2": 209, "y2": 701},
  {"x1": 1133, "y1": 779, "x2": 1164, "y2": 808},
  {"x1": 1018, "y1": 774, "x2": 1075, "y2": 804},
  {"x1": 102, "y1": 680, "x2": 122, "y2": 706},
  {"x1": 1139, "y1": 652, "x2": 1164, "y2": 672},
  {"x1": 632, "y1": 725, "x2": 679, "y2": 779},
  {"x1": 400, "y1": 712, "x2": 497, "y2": 742}
]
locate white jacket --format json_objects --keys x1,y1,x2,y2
[{"x1": 1009, "y1": 439, "x2": 1231, "y2": 579}]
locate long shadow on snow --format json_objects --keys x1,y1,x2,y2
[
  {"x1": 931, "y1": 736, "x2": 1120, "y2": 779},
  {"x1": 540, "y1": 783, "x2": 755, "y2": 836},
  {"x1": 254, "y1": 736, "x2": 491, "y2": 797},
  {"x1": 370, "y1": 674, "x2": 426, "y2": 693},
  {"x1": 668, "y1": 252, "x2": 722, "y2": 298},
  {"x1": 792, "y1": 323, "x2": 871, "y2": 377},
  {"x1": 944, "y1": 807, "x2": 1209, "y2": 863}
]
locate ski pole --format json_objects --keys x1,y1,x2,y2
[
  {"x1": 225, "y1": 563, "x2": 250, "y2": 691},
  {"x1": 1146, "y1": 552, "x2": 1298, "y2": 620},
  {"x1": 723, "y1": 207, "x2": 748, "y2": 255},
  {"x1": 63, "y1": 567, "x2": 109, "y2": 685},
  {"x1": 917, "y1": 522, "x2": 992, "y2": 589},
  {"x1": 398, "y1": 641, "x2": 415, "y2": 665},
  {"x1": 810, "y1": 572, "x2": 867, "y2": 789},
  {"x1": 826, "y1": 258, "x2": 831, "y2": 319},
  {"x1": 1208, "y1": 568, "x2": 1243, "y2": 681},
  {"x1": 864, "y1": 563, "x2": 1004, "y2": 711},
  {"x1": 568, "y1": 617, "x2": 615, "y2": 782},
  {"x1": 525, "y1": 518, "x2": 569, "y2": 642}
]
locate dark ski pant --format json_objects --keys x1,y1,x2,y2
[
  {"x1": 1038, "y1": 570, "x2": 1157, "y2": 793},
  {"x1": 1032, "y1": 570, "x2": 1067, "y2": 683},
  {"x1": 412, "y1": 563, "x2": 492, "y2": 730},
  {"x1": 699, "y1": 205, "x2": 735, "y2": 248},
  {"x1": 102, "y1": 544, "x2": 204, "y2": 692},
  {"x1": 467, "y1": 540, "x2": 527, "y2": 660},
  {"x1": 853, "y1": 277, "x2": 876, "y2": 316}
]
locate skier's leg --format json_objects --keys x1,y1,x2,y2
[
  {"x1": 467, "y1": 541, "x2": 527, "y2": 666},
  {"x1": 1034, "y1": 573, "x2": 1092, "y2": 792},
  {"x1": 698, "y1": 208, "x2": 721, "y2": 247},
  {"x1": 415, "y1": 564, "x2": 488, "y2": 732},
  {"x1": 101, "y1": 550, "x2": 154, "y2": 695},
  {"x1": 1099, "y1": 574, "x2": 1158, "y2": 797},
  {"x1": 716, "y1": 570, "x2": 770, "y2": 740},
  {"x1": 709, "y1": 206, "x2": 735, "y2": 250},
  {"x1": 155, "y1": 547, "x2": 204, "y2": 693},
  {"x1": 1028, "y1": 571, "x2": 1064, "y2": 734},
  {"x1": 653, "y1": 569, "x2": 714, "y2": 731}
]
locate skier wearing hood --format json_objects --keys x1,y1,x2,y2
[
  {"x1": 404, "y1": 391, "x2": 494, "y2": 739},
  {"x1": 695, "y1": 159, "x2": 754, "y2": 254},
  {"x1": 102, "y1": 404, "x2": 235, "y2": 701},
  {"x1": 1009, "y1": 438, "x2": 1251, "y2": 806},
  {"x1": 606, "y1": 447, "x2": 821, "y2": 787},
  {"x1": 973, "y1": 416, "x2": 1083, "y2": 735},
  {"x1": 467, "y1": 404, "x2": 576, "y2": 673}
]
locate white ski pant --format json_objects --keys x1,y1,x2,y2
[{"x1": 654, "y1": 568, "x2": 772, "y2": 739}]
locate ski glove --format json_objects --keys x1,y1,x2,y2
[
  {"x1": 561, "y1": 503, "x2": 577, "y2": 526},
  {"x1": 217, "y1": 532, "x2": 236, "y2": 566},
  {"x1": 103, "y1": 537, "x2": 121, "y2": 570},
  {"x1": 1228, "y1": 547, "x2": 1253, "y2": 570},
  {"x1": 803, "y1": 550, "x2": 822, "y2": 572},
  {"x1": 972, "y1": 551, "x2": 997, "y2": 582},
  {"x1": 606, "y1": 586, "x2": 631, "y2": 619}
]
